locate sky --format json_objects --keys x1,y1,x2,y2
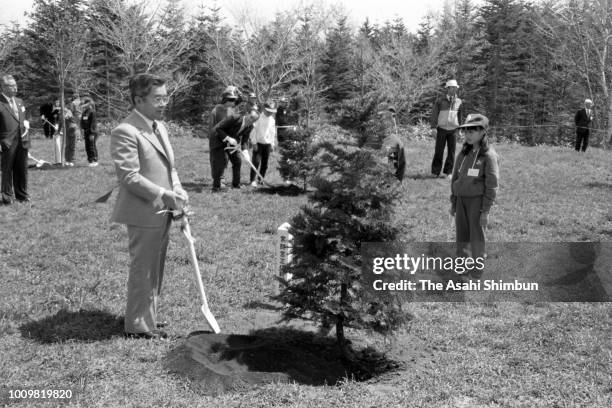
[{"x1": 0, "y1": 0, "x2": 447, "y2": 32}]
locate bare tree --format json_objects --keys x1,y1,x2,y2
[
  {"x1": 204, "y1": 9, "x2": 304, "y2": 103},
  {"x1": 538, "y1": 0, "x2": 612, "y2": 147},
  {"x1": 91, "y1": 0, "x2": 192, "y2": 111}
]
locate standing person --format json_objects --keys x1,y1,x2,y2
[
  {"x1": 249, "y1": 101, "x2": 277, "y2": 186},
  {"x1": 212, "y1": 108, "x2": 259, "y2": 190},
  {"x1": 80, "y1": 97, "x2": 99, "y2": 167},
  {"x1": 449, "y1": 114, "x2": 499, "y2": 279},
  {"x1": 0, "y1": 75, "x2": 30, "y2": 204},
  {"x1": 51, "y1": 100, "x2": 62, "y2": 164},
  {"x1": 430, "y1": 79, "x2": 466, "y2": 179},
  {"x1": 575, "y1": 99, "x2": 594, "y2": 152},
  {"x1": 208, "y1": 86, "x2": 241, "y2": 189},
  {"x1": 61, "y1": 106, "x2": 77, "y2": 166},
  {"x1": 110, "y1": 73, "x2": 188, "y2": 339},
  {"x1": 40, "y1": 101, "x2": 55, "y2": 139}
]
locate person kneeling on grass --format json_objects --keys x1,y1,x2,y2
[{"x1": 449, "y1": 114, "x2": 499, "y2": 279}]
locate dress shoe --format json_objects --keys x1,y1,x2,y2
[
  {"x1": 123, "y1": 329, "x2": 168, "y2": 339},
  {"x1": 156, "y1": 320, "x2": 169, "y2": 328}
]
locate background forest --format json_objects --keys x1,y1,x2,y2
[{"x1": 2, "y1": 0, "x2": 612, "y2": 146}]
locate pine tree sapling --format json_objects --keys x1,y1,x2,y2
[
  {"x1": 277, "y1": 127, "x2": 315, "y2": 190},
  {"x1": 275, "y1": 140, "x2": 408, "y2": 362}
]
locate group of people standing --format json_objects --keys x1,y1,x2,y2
[
  {"x1": 207, "y1": 86, "x2": 296, "y2": 191},
  {"x1": 39, "y1": 96, "x2": 99, "y2": 167}
]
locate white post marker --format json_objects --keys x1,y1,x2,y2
[{"x1": 276, "y1": 222, "x2": 293, "y2": 291}]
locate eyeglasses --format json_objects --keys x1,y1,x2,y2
[{"x1": 152, "y1": 95, "x2": 170, "y2": 105}]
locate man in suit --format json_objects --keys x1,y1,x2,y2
[
  {"x1": 110, "y1": 73, "x2": 188, "y2": 339},
  {"x1": 210, "y1": 107, "x2": 259, "y2": 190},
  {"x1": 575, "y1": 99, "x2": 594, "y2": 152},
  {"x1": 0, "y1": 75, "x2": 30, "y2": 205}
]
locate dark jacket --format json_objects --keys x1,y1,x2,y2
[
  {"x1": 208, "y1": 104, "x2": 237, "y2": 149},
  {"x1": 0, "y1": 94, "x2": 29, "y2": 150},
  {"x1": 574, "y1": 108, "x2": 593, "y2": 130},
  {"x1": 81, "y1": 109, "x2": 97, "y2": 134},
  {"x1": 450, "y1": 145, "x2": 499, "y2": 213},
  {"x1": 213, "y1": 114, "x2": 254, "y2": 151}
]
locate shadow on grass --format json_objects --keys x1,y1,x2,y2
[
  {"x1": 242, "y1": 300, "x2": 283, "y2": 311},
  {"x1": 164, "y1": 327, "x2": 401, "y2": 396},
  {"x1": 586, "y1": 181, "x2": 612, "y2": 189},
  {"x1": 181, "y1": 182, "x2": 205, "y2": 194},
  {"x1": 253, "y1": 184, "x2": 306, "y2": 196},
  {"x1": 19, "y1": 309, "x2": 124, "y2": 343}
]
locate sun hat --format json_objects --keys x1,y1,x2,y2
[
  {"x1": 459, "y1": 113, "x2": 489, "y2": 130},
  {"x1": 445, "y1": 79, "x2": 459, "y2": 88}
]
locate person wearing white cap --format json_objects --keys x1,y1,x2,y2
[
  {"x1": 429, "y1": 79, "x2": 466, "y2": 179},
  {"x1": 574, "y1": 99, "x2": 594, "y2": 152},
  {"x1": 249, "y1": 101, "x2": 277, "y2": 186}
]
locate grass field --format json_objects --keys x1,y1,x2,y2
[{"x1": 0, "y1": 126, "x2": 611, "y2": 408}]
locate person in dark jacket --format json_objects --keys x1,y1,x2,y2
[
  {"x1": 211, "y1": 108, "x2": 259, "y2": 190},
  {"x1": 208, "y1": 86, "x2": 241, "y2": 188},
  {"x1": 0, "y1": 75, "x2": 30, "y2": 204},
  {"x1": 80, "y1": 96, "x2": 98, "y2": 166},
  {"x1": 449, "y1": 114, "x2": 499, "y2": 279},
  {"x1": 430, "y1": 79, "x2": 466, "y2": 179},
  {"x1": 574, "y1": 99, "x2": 594, "y2": 152},
  {"x1": 40, "y1": 101, "x2": 56, "y2": 139}
]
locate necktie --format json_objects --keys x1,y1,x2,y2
[
  {"x1": 152, "y1": 121, "x2": 170, "y2": 158},
  {"x1": 10, "y1": 98, "x2": 18, "y2": 116}
]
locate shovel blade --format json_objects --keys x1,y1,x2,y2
[{"x1": 201, "y1": 305, "x2": 221, "y2": 334}]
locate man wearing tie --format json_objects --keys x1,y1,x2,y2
[
  {"x1": 110, "y1": 73, "x2": 188, "y2": 339},
  {"x1": 575, "y1": 99, "x2": 594, "y2": 152},
  {"x1": 0, "y1": 75, "x2": 30, "y2": 205}
]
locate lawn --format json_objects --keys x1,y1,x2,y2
[{"x1": 0, "y1": 126, "x2": 610, "y2": 408}]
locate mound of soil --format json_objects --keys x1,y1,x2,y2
[{"x1": 164, "y1": 329, "x2": 399, "y2": 396}]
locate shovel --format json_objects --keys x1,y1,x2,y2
[{"x1": 180, "y1": 214, "x2": 221, "y2": 334}]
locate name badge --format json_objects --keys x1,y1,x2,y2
[{"x1": 467, "y1": 168, "x2": 479, "y2": 177}]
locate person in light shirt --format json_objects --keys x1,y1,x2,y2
[{"x1": 249, "y1": 101, "x2": 277, "y2": 186}]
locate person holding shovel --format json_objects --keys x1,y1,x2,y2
[
  {"x1": 211, "y1": 107, "x2": 260, "y2": 190},
  {"x1": 110, "y1": 73, "x2": 188, "y2": 339},
  {"x1": 449, "y1": 114, "x2": 499, "y2": 279}
]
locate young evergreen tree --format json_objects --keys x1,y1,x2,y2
[
  {"x1": 275, "y1": 140, "x2": 408, "y2": 362},
  {"x1": 320, "y1": 16, "x2": 356, "y2": 109}
]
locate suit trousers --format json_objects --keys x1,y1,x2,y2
[
  {"x1": 575, "y1": 128, "x2": 589, "y2": 152},
  {"x1": 1, "y1": 137, "x2": 28, "y2": 203},
  {"x1": 124, "y1": 217, "x2": 171, "y2": 333},
  {"x1": 251, "y1": 143, "x2": 271, "y2": 182},
  {"x1": 210, "y1": 147, "x2": 241, "y2": 188},
  {"x1": 455, "y1": 195, "x2": 485, "y2": 278},
  {"x1": 84, "y1": 130, "x2": 98, "y2": 163},
  {"x1": 431, "y1": 128, "x2": 457, "y2": 176}
]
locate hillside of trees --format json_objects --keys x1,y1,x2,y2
[{"x1": 1, "y1": 0, "x2": 611, "y2": 146}]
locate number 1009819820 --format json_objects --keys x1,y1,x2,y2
[{"x1": 9, "y1": 389, "x2": 73, "y2": 399}]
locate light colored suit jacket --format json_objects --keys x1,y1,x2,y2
[{"x1": 110, "y1": 111, "x2": 181, "y2": 227}]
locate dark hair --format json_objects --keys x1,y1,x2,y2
[
  {"x1": 460, "y1": 127, "x2": 490, "y2": 156},
  {"x1": 82, "y1": 96, "x2": 95, "y2": 111},
  {"x1": 129, "y1": 73, "x2": 165, "y2": 105}
]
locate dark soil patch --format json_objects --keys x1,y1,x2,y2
[{"x1": 164, "y1": 327, "x2": 401, "y2": 396}]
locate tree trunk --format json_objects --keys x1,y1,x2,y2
[{"x1": 336, "y1": 282, "x2": 350, "y2": 360}]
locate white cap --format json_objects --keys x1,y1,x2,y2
[
  {"x1": 585, "y1": 99, "x2": 593, "y2": 104},
  {"x1": 445, "y1": 79, "x2": 459, "y2": 88}
]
